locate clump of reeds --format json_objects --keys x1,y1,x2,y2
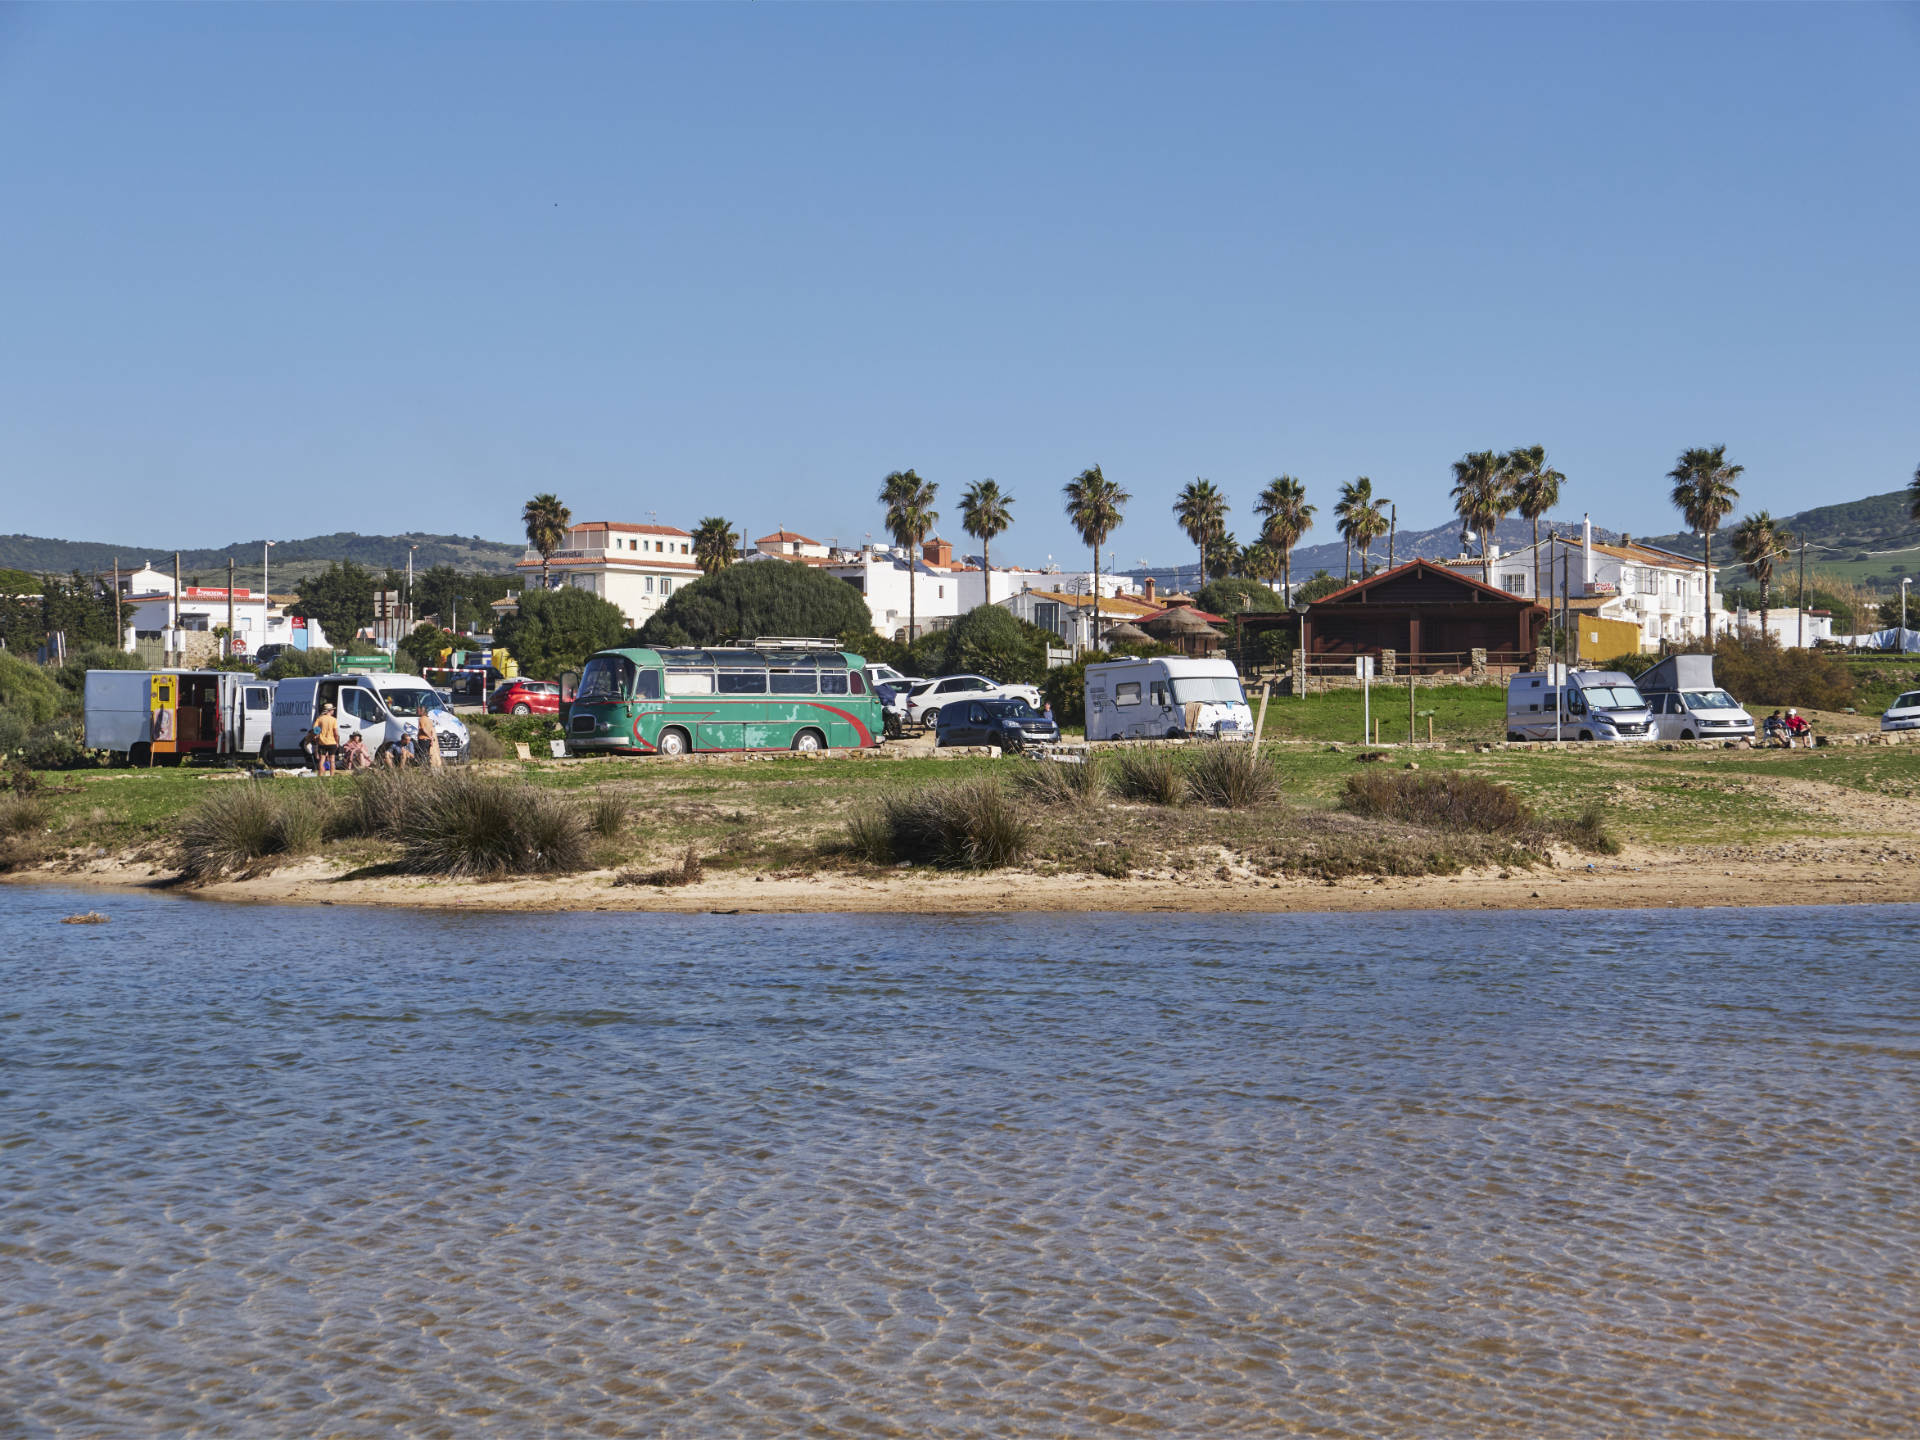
[
  {"x1": 843, "y1": 808, "x2": 895, "y2": 865},
  {"x1": 392, "y1": 772, "x2": 589, "y2": 877},
  {"x1": 587, "y1": 792, "x2": 631, "y2": 839},
  {"x1": 848, "y1": 779, "x2": 1032, "y2": 870},
  {"x1": 340, "y1": 765, "x2": 431, "y2": 839},
  {"x1": 1558, "y1": 804, "x2": 1621, "y2": 855},
  {"x1": 0, "y1": 794, "x2": 52, "y2": 838},
  {"x1": 615, "y1": 845, "x2": 705, "y2": 888},
  {"x1": 178, "y1": 782, "x2": 333, "y2": 881},
  {"x1": 1185, "y1": 745, "x2": 1280, "y2": 809},
  {"x1": 1113, "y1": 749, "x2": 1185, "y2": 807},
  {"x1": 1340, "y1": 769, "x2": 1531, "y2": 833},
  {"x1": 464, "y1": 726, "x2": 508, "y2": 761},
  {"x1": 1014, "y1": 755, "x2": 1109, "y2": 807}
]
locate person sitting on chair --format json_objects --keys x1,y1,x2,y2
[
  {"x1": 1763, "y1": 710, "x2": 1787, "y2": 746},
  {"x1": 341, "y1": 730, "x2": 372, "y2": 771},
  {"x1": 1785, "y1": 708, "x2": 1812, "y2": 748}
]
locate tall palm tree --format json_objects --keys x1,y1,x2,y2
[
  {"x1": 1504, "y1": 445, "x2": 1565, "y2": 601},
  {"x1": 1450, "y1": 451, "x2": 1512, "y2": 586},
  {"x1": 1242, "y1": 540, "x2": 1282, "y2": 590},
  {"x1": 1174, "y1": 479, "x2": 1229, "y2": 589},
  {"x1": 1063, "y1": 464, "x2": 1130, "y2": 651},
  {"x1": 691, "y1": 516, "x2": 739, "y2": 577},
  {"x1": 880, "y1": 469, "x2": 939, "y2": 642},
  {"x1": 958, "y1": 479, "x2": 1014, "y2": 607},
  {"x1": 1668, "y1": 445, "x2": 1743, "y2": 645},
  {"x1": 1335, "y1": 478, "x2": 1388, "y2": 581},
  {"x1": 1908, "y1": 461, "x2": 1920, "y2": 524},
  {"x1": 1731, "y1": 509, "x2": 1794, "y2": 640},
  {"x1": 521, "y1": 493, "x2": 572, "y2": 590},
  {"x1": 1253, "y1": 475, "x2": 1315, "y2": 602}
]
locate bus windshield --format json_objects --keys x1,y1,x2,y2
[
  {"x1": 577, "y1": 655, "x2": 637, "y2": 703},
  {"x1": 1170, "y1": 675, "x2": 1246, "y2": 706}
]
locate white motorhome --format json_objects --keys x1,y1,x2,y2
[
  {"x1": 1634, "y1": 653, "x2": 1755, "y2": 742},
  {"x1": 1506, "y1": 669, "x2": 1654, "y2": 743},
  {"x1": 269, "y1": 673, "x2": 471, "y2": 765},
  {"x1": 84, "y1": 670, "x2": 275, "y2": 766},
  {"x1": 1084, "y1": 656, "x2": 1254, "y2": 742}
]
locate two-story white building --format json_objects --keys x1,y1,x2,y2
[
  {"x1": 113, "y1": 563, "x2": 328, "y2": 656},
  {"x1": 514, "y1": 521, "x2": 701, "y2": 628}
]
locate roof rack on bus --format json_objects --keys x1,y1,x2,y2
[{"x1": 750, "y1": 637, "x2": 844, "y2": 650}]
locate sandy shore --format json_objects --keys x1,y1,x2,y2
[{"x1": 13, "y1": 835, "x2": 1919, "y2": 915}]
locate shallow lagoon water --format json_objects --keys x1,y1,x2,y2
[{"x1": 2, "y1": 887, "x2": 1917, "y2": 1437}]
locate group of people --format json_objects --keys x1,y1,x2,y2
[
  {"x1": 306, "y1": 702, "x2": 444, "y2": 775},
  {"x1": 1762, "y1": 708, "x2": 1814, "y2": 748}
]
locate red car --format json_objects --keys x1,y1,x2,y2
[{"x1": 487, "y1": 679, "x2": 566, "y2": 715}]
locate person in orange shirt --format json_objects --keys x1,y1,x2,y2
[{"x1": 310, "y1": 703, "x2": 340, "y2": 775}]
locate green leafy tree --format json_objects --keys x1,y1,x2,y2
[
  {"x1": 958, "y1": 480, "x2": 1014, "y2": 606},
  {"x1": 1196, "y1": 577, "x2": 1285, "y2": 617},
  {"x1": 692, "y1": 517, "x2": 740, "y2": 576},
  {"x1": 1731, "y1": 510, "x2": 1795, "y2": 639},
  {"x1": 1292, "y1": 570, "x2": 1342, "y2": 605},
  {"x1": 636, "y1": 558, "x2": 875, "y2": 648},
  {"x1": 1253, "y1": 475, "x2": 1315, "y2": 601},
  {"x1": 292, "y1": 561, "x2": 376, "y2": 649},
  {"x1": 399, "y1": 622, "x2": 460, "y2": 673},
  {"x1": 410, "y1": 565, "x2": 511, "y2": 634},
  {"x1": 1668, "y1": 445, "x2": 1743, "y2": 645},
  {"x1": 260, "y1": 647, "x2": 338, "y2": 681},
  {"x1": 1504, "y1": 445, "x2": 1565, "y2": 602},
  {"x1": 880, "y1": 469, "x2": 939, "y2": 641},
  {"x1": 1450, "y1": 452, "x2": 1512, "y2": 586},
  {"x1": 521, "y1": 493, "x2": 572, "y2": 591},
  {"x1": 1174, "y1": 479, "x2": 1229, "y2": 588},
  {"x1": 495, "y1": 585, "x2": 627, "y2": 679},
  {"x1": 938, "y1": 604, "x2": 1049, "y2": 686},
  {"x1": 1063, "y1": 464, "x2": 1130, "y2": 651}
]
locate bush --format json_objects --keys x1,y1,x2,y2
[
  {"x1": 588, "y1": 792, "x2": 630, "y2": 839},
  {"x1": 465, "y1": 726, "x2": 507, "y2": 761},
  {"x1": 636, "y1": 559, "x2": 874, "y2": 649},
  {"x1": 1195, "y1": 578, "x2": 1285, "y2": 617},
  {"x1": 261, "y1": 648, "x2": 338, "y2": 681},
  {"x1": 1113, "y1": 748, "x2": 1185, "y2": 806},
  {"x1": 1560, "y1": 804, "x2": 1620, "y2": 855},
  {"x1": 1708, "y1": 636, "x2": 1855, "y2": 710},
  {"x1": 856, "y1": 780, "x2": 1032, "y2": 870},
  {"x1": 1341, "y1": 770, "x2": 1532, "y2": 833},
  {"x1": 21, "y1": 718, "x2": 86, "y2": 770},
  {"x1": 1186, "y1": 745, "x2": 1280, "y2": 809},
  {"x1": 1041, "y1": 656, "x2": 1092, "y2": 727},
  {"x1": 393, "y1": 773, "x2": 590, "y2": 877},
  {"x1": 0, "y1": 794, "x2": 52, "y2": 838},
  {"x1": 1015, "y1": 755, "x2": 1109, "y2": 806},
  {"x1": 937, "y1": 605, "x2": 1050, "y2": 686},
  {"x1": 0, "y1": 650, "x2": 63, "y2": 726},
  {"x1": 178, "y1": 783, "x2": 332, "y2": 881},
  {"x1": 495, "y1": 585, "x2": 628, "y2": 679}
]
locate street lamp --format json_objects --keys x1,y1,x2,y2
[{"x1": 406, "y1": 544, "x2": 420, "y2": 631}]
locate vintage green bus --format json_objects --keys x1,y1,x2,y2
[{"x1": 566, "y1": 644, "x2": 882, "y2": 756}]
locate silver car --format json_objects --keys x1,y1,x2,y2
[{"x1": 1883, "y1": 690, "x2": 1920, "y2": 733}]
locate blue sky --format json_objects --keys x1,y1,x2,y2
[{"x1": 3, "y1": 4, "x2": 1916, "y2": 565}]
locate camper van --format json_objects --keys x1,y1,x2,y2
[
  {"x1": 1505, "y1": 669, "x2": 1654, "y2": 743},
  {"x1": 1633, "y1": 653, "x2": 1755, "y2": 741},
  {"x1": 269, "y1": 673, "x2": 471, "y2": 766},
  {"x1": 85, "y1": 669, "x2": 276, "y2": 766},
  {"x1": 1084, "y1": 656, "x2": 1254, "y2": 742}
]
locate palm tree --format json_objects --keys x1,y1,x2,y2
[
  {"x1": 1174, "y1": 479, "x2": 1229, "y2": 589},
  {"x1": 521, "y1": 493, "x2": 571, "y2": 590},
  {"x1": 1063, "y1": 464, "x2": 1130, "y2": 651},
  {"x1": 1731, "y1": 509, "x2": 1794, "y2": 640},
  {"x1": 1242, "y1": 540, "x2": 1282, "y2": 590},
  {"x1": 691, "y1": 516, "x2": 738, "y2": 577},
  {"x1": 958, "y1": 479, "x2": 1014, "y2": 607},
  {"x1": 1450, "y1": 451, "x2": 1512, "y2": 586},
  {"x1": 1909, "y1": 461, "x2": 1920, "y2": 523},
  {"x1": 880, "y1": 469, "x2": 939, "y2": 642},
  {"x1": 1253, "y1": 475, "x2": 1315, "y2": 602},
  {"x1": 1504, "y1": 445, "x2": 1565, "y2": 601},
  {"x1": 1334, "y1": 478, "x2": 1388, "y2": 581},
  {"x1": 1668, "y1": 445, "x2": 1743, "y2": 645}
]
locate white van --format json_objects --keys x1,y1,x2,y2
[
  {"x1": 1505, "y1": 669, "x2": 1654, "y2": 743},
  {"x1": 1084, "y1": 656, "x2": 1254, "y2": 742},
  {"x1": 269, "y1": 673, "x2": 471, "y2": 766},
  {"x1": 84, "y1": 669, "x2": 275, "y2": 766},
  {"x1": 1634, "y1": 653, "x2": 1755, "y2": 741}
]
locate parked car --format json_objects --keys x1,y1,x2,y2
[
  {"x1": 252, "y1": 643, "x2": 291, "y2": 669},
  {"x1": 865, "y1": 663, "x2": 918, "y2": 691},
  {"x1": 906, "y1": 674, "x2": 1044, "y2": 726},
  {"x1": 488, "y1": 679, "x2": 565, "y2": 715},
  {"x1": 936, "y1": 698, "x2": 1060, "y2": 750},
  {"x1": 1883, "y1": 690, "x2": 1920, "y2": 733}
]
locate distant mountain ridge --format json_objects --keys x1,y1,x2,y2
[
  {"x1": 1283, "y1": 515, "x2": 1640, "y2": 578},
  {"x1": 1634, "y1": 488, "x2": 1919, "y2": 558},
  {"x1": 0, "y1": 531, "x2": 524, "y2": 582}
]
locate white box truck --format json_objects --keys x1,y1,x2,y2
[
  {"x1": 84, "y1": 670, "x2": 276, "y2": 766},
  {"x1": 1084, "y1": 656, "x2": 1254, "y2": 742},
  {"x1": 269, "y1": 672, "x2": 471, "y2": 766},
  {"x1": 1505, "y1": 668, "x2": 1654, "y2": 743}
]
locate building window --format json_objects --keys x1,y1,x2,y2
[
  {"x1": 662, "y1": 580, "x2": 672, "y2": 595},
  {"x1": 680, "y1": 543, "x2": 689, "y2": 554},
  {"x1": 645, "y1": 576, "x2": 654, "y2": 594},
  {"x1": 1501, "y1": 573, "x2": 1526, "y2": 593}
]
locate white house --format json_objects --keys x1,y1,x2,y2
[
  {"x1": 116, "y1": 565, "x2": 327, "y2": 655},
  {"x1": 515, "y1": 521, "x2": 701, "y2": 628},
  {"x1": 752, "y1": 530, "x2": 832, "y2": 560},
  {"x1": 817, "y1": 536, "x2": 1138, "y2": 641}
]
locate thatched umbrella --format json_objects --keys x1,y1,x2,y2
[
  {"x1": 1103, "y1": 620, "x2": 1153, "y2": 645},
  {"x1": 1146, "y1": 606, "x2": 1226, "y2": 655}
]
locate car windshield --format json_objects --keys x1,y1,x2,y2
[
  {"x1": 1580, "y1": 685, "x2": 1645, "y2": 710},
  {"x1": 379, "y1": 687, "x2": 446, "y2": 714},
  {"x1": 1896, "y1": 693, "x2": 1920, "y2": 710},
  {"x1": 982, "y1": 700, "x2": 1036, "y2": 718},
  {"x1": 1170, "y1": 675, "x2": 1246, "y2": 705},
  {"x1": 576, "y1": 656, "x2": 636, "y2": 702},
  {"x1": 1682, "y1": 690, "x2": 1740, "y2": 711}
]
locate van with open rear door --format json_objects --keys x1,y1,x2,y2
[
  {"x1": 85, "y1": 670, "x2": 276, "y2": 766},
  {"x1": 269, "y1": 673, "x2": 470, "y2": 766}
]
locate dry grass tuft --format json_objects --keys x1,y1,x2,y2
[
  {"x1": 1014, "y1": 756, "x2": 1109, "y2": 806},
  {"x1": 1185, "y1": 745, "x2": 1281, "y2": 809},
  {"x1": 1113, "y1": 749, "x2": 1185, "y2": 807},
  {"x1": 393, "y1": 773, "x2": 589, "y2": 877},
  {"x1": 178, "y1": 783, "x2": 333, "y2": 881},
  {"x1": 1341, "y1": 769, "x2": 1532, "y2": 833},
  {"x1": 615, "y1": 845, "x2": 705, "y2": 887}
]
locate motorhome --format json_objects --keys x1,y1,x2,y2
[
  {"x1": 1505, "y1": 669, "x2": 1654, "y2": 743},
  {"x1": 1084, "y1": 656, "x2": 1254, "y2": 742},
  {"x1": 1634, "y1": 653, "x2": 1755, "y2": 742},
  {"x1": 84, "y1": 670, "x2": 276, "y2": 766},
  {"x1": 269, "y1": 673, "x2": 471, "y2": 765}
]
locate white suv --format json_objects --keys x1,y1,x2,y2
[{"x1": 906, "y1": 674, "x2": 1044, "y2": 726}]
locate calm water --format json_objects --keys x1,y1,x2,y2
[{"x1": 2, "y1": 889, "x2": 1917, "y2": 1438}]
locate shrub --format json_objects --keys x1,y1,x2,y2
[
  {"x1": 496, "y1": 585, "x2": 629, "y2": 679},
  {"x1": 1041, "y1": 656, "x2": 1092, "y2": 727},
  {"x1": 178, "y1": 782, "x2": 331, "y2": 881},
  {"x1": 1015, "y1": 755, "x2": 1109, "y2": 806},
  {"x1": 937, "y1": 605, "x2": 1050, "y2": 686},
  {"x1": 588, "y1": 792, "x2": 630, "y2": 839},
  {"x1": 4, "y1": 757, "x2": 40, "y2": 795},
  {"x1": 21, "y1": 718, "x2": 86, "y2": 770},
  {"x1": 1559, "y1": 804, "x2": 1621, "y2": 855},
  {"x1": 1113, "y1": 748, "x2": 1184, "y2": 806},
  {"x1": 862, "y1": 780, "x2": 1032, "y2": 870},
  {"x1": 615, "y1": 845, "x2": 704, "y2": 887},
  {"x1": 843, "y1": 808, "x2": 894, "y2": 865},
  {"x1": 0, "y1": 794, "x2": 52, "y2": 838},
  {"x1": 1186, "y1": 745, "x2": 1280, "y2": 809},
  {"x1": 339, "y1": 766, "x2": 429, "y2": 838},
  {"x1": 393, "y1": 773, "x2": 589, "y2": 877},
  {"x1": 1708, "y1": 636, "x2": 1855, "y2": 710},
  {"x1": 0, "y1": 650, "x2": 63, "y2": 726},
  {"x1": 1341, "y1": 770, "x2": 1532, "y2": 833},
  {"x1": 636, "y1": 559, "x2": 874, "y2": 649},
  {"x1": 1195, "y1": 578, "x2": 1285, "y2": 617},
  {"x1": 465, "y1": 726, "x2": 508, "y2": 761}
]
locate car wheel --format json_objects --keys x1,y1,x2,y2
[
  {"x1": 1166, "y1": 727, "x2": 1185, "y2": 740},
  {"x1": 259, "y1": 738, "x2": 274, "y2": 767},
  {"x1": 1579, "y1": 730, "x2": 1594, "y2": 742},
  {"x1": 923, "y1": 707, "x2": 940, "y2": 728},
  {"x1": 128, "y1": 742, "x2": 150, "y2": 768},
  {"x1": 792, "y1": 728, "x2": 826, "y2": 753},
  {"x1": 512, "y1": 702, "x2": 531, "y2": 715},
  {"x1": 657, "y1": 727, "x2": 690, "y2": 757},
  {"x1": 1680, "y1": 729, "x2": 1695, "y2": 740}
]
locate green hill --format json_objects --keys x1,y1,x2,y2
[
  {"x1": 1638, "y1": 487, "x2": 1920, "y2": 592},
  {"x1": 0, "y1": 531, "x2": 524, "y2": 589}
]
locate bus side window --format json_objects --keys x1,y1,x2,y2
[
  {"x1": 1115, "y1": 683, "x2": 1141, "y2": 707},
  {"x1": 846, "y1": 672, "x2": 864, "y2": 695},
  {"x1": 820, "y1": 673, "x2": 850, "y2": 695},
  {"x1": 634, "y1": 670, "x2": 661, "y2": 700},
  {"x1": 1150, "y1": 682, "x2": 1168, "y2": 708}
]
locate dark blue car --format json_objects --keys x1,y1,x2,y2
[{"x1": 935, "y1": 697, "x2": 1060, "y2": 750}]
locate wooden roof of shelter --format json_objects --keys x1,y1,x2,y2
[
  {"x1": 1102, "y1": 620, "x2": 1154, "y2": 643},
  {"x1": 1148, "y1": 605, "x2": 1227, "y2": 637},
  {"x1": 1311, "y1": 558, "x2": 1542, "y2": 609}
]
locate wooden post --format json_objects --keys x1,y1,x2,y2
[
  {"x1": 1408, "y1": 670, "x2": 1416, "y2": 744},
  {"x1": 1427, "y1": 715, "x2": 1434, "y2": 744},
  {"x1": 1252, "y1": 680, "x2": 1271, "y2": 756},
  {"x1": 1373, "y1": 716, "x2": 1379, "y2": 745}
]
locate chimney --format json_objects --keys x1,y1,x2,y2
[
  {"x1": 922, "y1": 536, "x2": 952, "y2": 568},
  {"x1": 1621, "y1": 532, "x2": 1632, "y2": 548},
  {"x1": 1143, "y1": 576, "x2": 1157, "y2": 603}
]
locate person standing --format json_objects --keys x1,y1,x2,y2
[
  {"x1": 416, "y1": 705, "x2": 443, "y2": 769},
  {"x1": 311, "y1": 702, "x2": 340, "y2": 776}
]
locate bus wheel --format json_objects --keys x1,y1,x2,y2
[
  {"x1": 657, "y1": 727, "x2": 690, "y2": 757},
  {"x1": 792, "y1": 728, "x2": 826, "y2": 753},
  {"x1": 1507, "y1": 731, "x2": 1523, "y2": 742}
]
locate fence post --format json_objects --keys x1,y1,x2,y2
[
  {"x1": 1252, "y1": 680, "x2": 1271, "y2": 756},
  {"x1": 1408, "y1": 670, "x2": 1416, "y2": 744},
  {"x1": 1470, "y1": 647, "x2": 1488, "y2": 682},
  {"x1": 1381, "y1": 648, "x2": 1396, "y2": 680},
  {"x1": 1291, "y1": 646, "x2": 1307, "y2": 696}
]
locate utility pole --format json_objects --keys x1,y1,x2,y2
[
  {"x1": 1797, "y1": 538, "x2": 1807, "y2": 650},
  {"x1": 112, "y1": 557, "x2": 121, "y2": 650},
  {"x1": 406, "y1": 544, "x2": 419, "y2": 633},
  {"x1": 227, "y1": 557, "x2": 235, "y2": 657},
  {"x1": 1388, "y1": 504, "x2": 1397, "y2": 569},
  {"x1": 173, "y1": 552, "x2": 182, "y2": 661}
]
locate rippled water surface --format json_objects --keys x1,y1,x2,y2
[{"x1": 3, "y1": 889, "x2": 1918, "y2": 1437}]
